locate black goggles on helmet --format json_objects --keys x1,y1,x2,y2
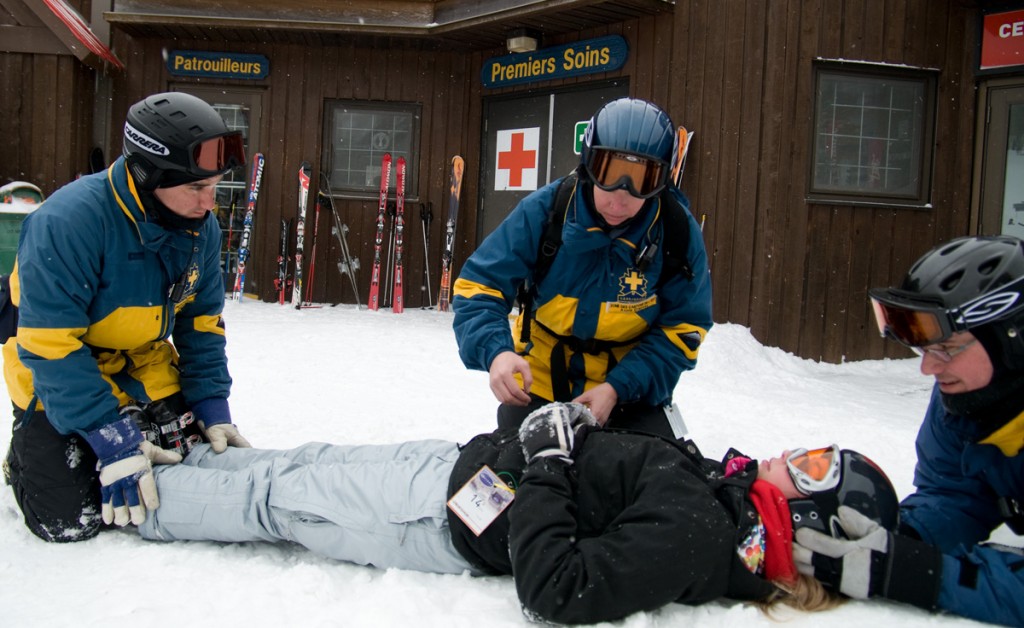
[
  {"x1": 191, "y1": 132, "x2": 246, "y2": 176},
  {"x1": 869, "y1": 275, "x2": 1024, "y2": 347},
  {"x1": 585, "y1": 148, "x2": 669, "y2": 199}
]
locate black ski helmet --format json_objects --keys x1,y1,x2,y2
[
  {"x1": 788, "y1": 449, "x2": 900, "y2": 538},
  {"x1": 871, "y1": 235, "x2": 1024, "y2": 370},
  {"x1": 580, "y1": 98, "x2": 677, "y2": 197},
  {"x1": 123, "y1": 92, "x2": 246, "y2": 191}
]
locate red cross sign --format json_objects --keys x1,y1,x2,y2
[{"x1": 495, "y1": 127, "x2": 539, "y2": 191}]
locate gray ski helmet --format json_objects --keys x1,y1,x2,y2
[
  {"x1": 899, "y1": 236, "x2": 1024, "y2": 315},
  {"x1": 788, "y1": 449, "x2": 899, "y2": 538},
  {"x1": 580, "y1": 98, "x2": 677, "y2": 197},
  {"x1": 123, "y1": 92, "x2": 246, "y2": 190},
  {"x1": 871, "y1": 236, "x2": 1024, "y2": 368}
]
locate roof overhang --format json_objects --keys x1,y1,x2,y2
[{"x1": 104, "y1": 0, "x2": 674, "y2": 50}]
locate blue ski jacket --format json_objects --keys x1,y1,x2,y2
[
  {"x1": 2, "y1": 157, "x2": 232, "y2": 438},
  {"x1": 452, "y1": 177, "x2": 712, "y2": 407},
  {"x1": 900, "y1": 384, "x2": 1024, "y2": 626}
]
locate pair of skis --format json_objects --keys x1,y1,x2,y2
[
  {"x1": 367, "y1": 154, "x2": 407, "y2": 312},
  {"x1": 274, "y1": 162, "x2": 315, "y2": 308}
]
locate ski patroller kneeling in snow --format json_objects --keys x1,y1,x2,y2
[
  {"x1": 2, "y1": 92, "x2": 253, "y2": 544},
  {"x1": 135, "y1": 402, "x2": 900, "y2": 625},
  {"x1": 795, "y1": 235, "x2": 1024, "y2": 627}
]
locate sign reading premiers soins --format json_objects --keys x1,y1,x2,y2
[
  {"x1": 481, "y1": 35, "x2": 628, "y2": 89},
  {"x1": 167, "y1": 50, "x2": 270, "y2": 80}
]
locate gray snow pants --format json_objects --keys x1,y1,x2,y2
[{"x1": 139, "y1": 440, "x2": 477, "y2": 575}]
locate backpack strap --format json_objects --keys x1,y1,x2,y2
[
  {"x1": 516, "y1": 171, "x2": 578, "y2": 345},
  {"x1": 516, "y1": 173, "x2": 695, "y2": 346}
]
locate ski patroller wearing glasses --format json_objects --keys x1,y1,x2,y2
[
  {"x1": 792, "y1": 235, "x2": 1024, "y2": 626},
  {"x1": 452, "y1": 97, "x2": 712, "y2": 438},
  {"x1": 3, "y1": 91, "x2": 252, "y2": 544}
]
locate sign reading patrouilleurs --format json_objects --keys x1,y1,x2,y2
[{"x1": 166, "y1": 50, "x2": 270, "y2": 80}]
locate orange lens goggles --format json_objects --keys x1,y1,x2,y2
[
  {"x1": 786, "y1": 445, "x2": 841, "y2": 495},
  {"x1": 192, "y1": 133, "x2": 246, "y2": 175},
  {"x1": 587, "y1": 149, "x2": 667, "y2": 199},
  {"x1": 869, "y1": 292, "x2": 952, "y2": 347}
]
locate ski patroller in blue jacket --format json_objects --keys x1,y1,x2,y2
[
  {"x1": 900, "y1": 384, "x2": 1024, "y2": 626},
  {"x1": 452, "y1": 177, "x2": 712, "y2": 406},
  {"x1": 2, "y1": 156, "x2": 232, "y2": 437}
]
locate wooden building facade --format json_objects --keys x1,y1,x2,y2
[{"x1": 2, "y1": 0, "x2": 1022, "y2": 363}]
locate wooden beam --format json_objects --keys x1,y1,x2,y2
[
  {"x1": 21, "y1": 0, "x2": 123, "y2": 69},
  {"x1": 0, "y1": 23, "x2": 68, "y2": 54}
]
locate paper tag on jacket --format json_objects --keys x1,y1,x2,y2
[{"x1": 447, "y1": 465, "x2": 515, "y2": 536}]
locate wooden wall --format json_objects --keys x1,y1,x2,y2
[
  {"x1": 669, "y1": 0, "x2": 979, "y2": 362},
  {"x1": 107, "y1": 33, "x2": 476, "y2": 307},
  {"x1": 0, "y1": 51, "x2": 94, "y2": 193}
]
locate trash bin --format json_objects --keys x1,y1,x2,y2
[{"x1": 0, "y1": 182, "x2": 45, "y2": 275}]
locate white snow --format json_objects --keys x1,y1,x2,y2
[{"x1": 0, "y1": 301, "x2": 1002, "y2": 627}]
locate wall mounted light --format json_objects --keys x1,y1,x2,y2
[{"x1": 506, "y1": 29, "x2": 539, "y2": 53}]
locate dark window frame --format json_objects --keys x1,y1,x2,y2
[
  {"x1": 807, "y1": 60, "x2": 938, "y2": 208},
  {"x1": 321, "y1": 100, "x2": 421, "y2": 199}
]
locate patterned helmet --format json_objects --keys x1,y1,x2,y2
[{"x1": 123, "y1": 92, "x2": 246, "y2": 190}]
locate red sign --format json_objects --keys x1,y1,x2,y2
[{"x1": 981, "y1": 9, "x2": 1024, "y2": 70}]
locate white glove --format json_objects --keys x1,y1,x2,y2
[
  {"x1": 793, "y1": 505, "x2": 890, "y2": 599},
  {"x1": 201, "y1": 422, "x2": 252, "y2": 453},
  {"x1": 98, "y1": 441, "x2": 182, "y2": 526}
]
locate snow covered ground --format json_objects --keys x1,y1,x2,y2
[{"x1": 0, "y1": 301, "x2": 999, "y2": 627}]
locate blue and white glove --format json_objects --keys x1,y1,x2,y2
[
  {"x1": 518, "y1": 402, "x2": 598, "y2": 464},
  {"x1": 793, "y1": 505, "x2": 942, "y2": 610},
  {"x1": 84, "y1": 417, "x2": 182, "y2": 526}
]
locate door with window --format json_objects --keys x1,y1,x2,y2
[
  {"x1": 979, "y1": 82, "x2": 1024, "y2": 239},
  {"x1": 172, "y1": 85, "x2": 264, "y2": 291},
  {"x1": 477, "y1": 80, "x2": 627, "y2": 243}
]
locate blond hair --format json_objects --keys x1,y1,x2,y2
[{"x1": 756, "y1": 573, "x2": 844, "y2": 615}]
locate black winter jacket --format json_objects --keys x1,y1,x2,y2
[{"x1": 446, "y1": 428, "x2": 775, "y2": 624}]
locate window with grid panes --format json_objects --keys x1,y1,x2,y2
[
  {"x1": 323, "y1": 101, "x2": 420, "y2": 196},
  {"x1": 809, "y1": 62, "x2": 936, "y2": 206}
]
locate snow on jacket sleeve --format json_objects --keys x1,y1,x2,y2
[
  {"x1": 604, "y1": 190, "x2": 712, "y2": 404},
  {"x1": 170, "y1": 216, "x2": 232, "y2": 425},
  {"x1": 935, "y1": 546, "x2": 1024, "y2": 626},
  {"x1": 451, "y1": 182, "x2": 559, "y2": 372},
  {"x1": 507, "y1": 433, "x2": 735, "y2": 624}
]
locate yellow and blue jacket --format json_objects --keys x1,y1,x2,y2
[
  {"x1": 899, "y1": 384, "x2": 1024, "y2": 625},
  {"x1": 2, "y1": 156, "x2": 232, "y2": 437},
  {"x1": 452, "y1": 178, "x2": 712, "y2": 406}
]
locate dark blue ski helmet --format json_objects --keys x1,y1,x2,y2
[{"x1": 580, "y1": 98, "x2": 678, "y2": 199}]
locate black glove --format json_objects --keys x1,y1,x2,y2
[
  {"x1": 518, "y1": 402, "x2": 597, "y2": 463},
  {"x1": 793, "y1": 506, "x2": 943, "y2": 611}
]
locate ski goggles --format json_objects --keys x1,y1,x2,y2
[
  {"x1": 869, "y1": 275, "x2": 1024, "y2": 347},
  {"x1": 585, "y1": 148, "x2": 669, "y2": 199},
  {"x1": 191, "y1": 132, "x2": 246, "y2": 176},
  {"x1": 786, "y1": 445, "x2": 841, "y2": 495}
]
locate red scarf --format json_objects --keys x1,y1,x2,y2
[{"x1": 747, "y1": 479, "x2": 798, "y2": 586}]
